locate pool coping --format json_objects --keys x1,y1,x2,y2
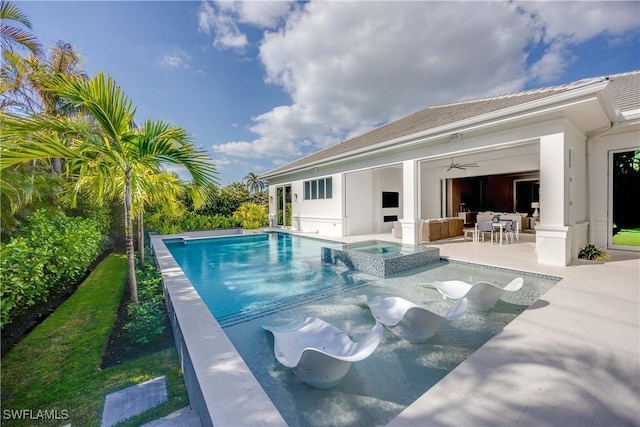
[{"x1": 151, "y1": 230, "x2": 287, "y2": 427}]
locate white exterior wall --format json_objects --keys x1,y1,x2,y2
[
  {"x1": 565, "y1": 122, "x2": 589, "y2": 258},
  {"x1": 345, "y1": 170, "x2": 374, "y2": 235},
  {"x1": 536, "y1": 128, "x2": 571, "y2": 265},
  {"x1": 298, "y1": 173, "x2": 343, "y2": 236}
]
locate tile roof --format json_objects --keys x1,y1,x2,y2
[
  {"x1": 264, "y1": 70, "x2": 640, "y2": 177},
  {"x1": 608, "y1": 70, "x2": 640, "y2": 113}
]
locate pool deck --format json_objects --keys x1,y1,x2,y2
[{"x1": 152, "y1": 230, "x2": 639, "y2": 426}]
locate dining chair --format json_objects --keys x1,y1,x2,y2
[{"x1": 476, "y1": 222, "x2": 494, "y2": 243}]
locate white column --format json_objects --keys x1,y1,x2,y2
[
  {"x1": 401, "y1": 159, "x2": 421, "y2": 246},
  {"x1": 537, "y1": 132, "x2": 571, "y2": 265}
]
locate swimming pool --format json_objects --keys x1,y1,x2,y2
[
  {"x1": 159, "y1": 231, "x2": 561, "y2": 426},
  {"x1": 165, "y1": 233, "x2": 371, "y2": 326}
]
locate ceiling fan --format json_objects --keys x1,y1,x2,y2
[{"x1": 446, "y1": 157, "x2": 479, "y2": 171}]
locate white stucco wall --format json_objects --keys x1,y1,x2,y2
[
  {"x1": 345, "y1": 170, "x2": 374, "y2": 235},
  {"x1": 298, "y1": 173, "x2": 343, "y2": 236}
]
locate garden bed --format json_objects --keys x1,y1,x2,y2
[{"x1": 101, "y1": 287, "x2": 174, "y2": 369}]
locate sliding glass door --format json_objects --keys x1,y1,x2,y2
[
  {"x1": 609, "y1": 149, "x2": 640, "y2": 250},
  {"x1": 276, "y1": 185, "x2": 292, "y2": 227}
]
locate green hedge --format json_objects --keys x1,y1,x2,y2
[
  {"x1": 146, "y1": 212, "x2": 241, "y2": 234},
  {"x1": 0, "y1": 209, "x2": 107, "y2": 327}
]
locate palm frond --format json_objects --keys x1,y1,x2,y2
[
  {"x1": 52, "y1": 71, "x2": 136, "y2": 144},
  {"x1": 0, "y1": 1, "x2": 41, "y2": 54},
  {"x1": 1, "y1": 1, "x2": 33, "y2": 28}
]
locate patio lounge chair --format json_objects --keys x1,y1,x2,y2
[
  {"x1": 358, "y1": 296, "x2": 467, "y2": 343},
  {"x1": 422, "y1": 277, "x2": 524, "y2": 311},
  {"x1": 262, "y1": 317, "x2": 383, "y2": 389}
]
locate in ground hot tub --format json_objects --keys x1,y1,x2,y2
[{"x1": 321, "y1": 240, "x2": 440, "y2": 277}]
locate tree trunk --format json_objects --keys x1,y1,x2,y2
[
  {"x1": 138, "y1": 211, "x2": 145, "y2": 268},
  {"x1": 51, "y1": 158, "x2": 62, "y2": 174},
  {"x1": 124, "y1": 170, "x2": 139, "y2": 305}
]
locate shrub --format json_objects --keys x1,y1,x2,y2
[
  {"x1": 123, "y1": 261, "x2": 166, "y2": 345},
  {"x1": 578, "y1": 244, "x2": 609, "y2": 261},
  {"x1": 146, "y1": 212, "x2": 241, "y2": 234},
  {"x1": 0, "y1": 209, "x2": 106, "y2": 326},
  {"x1": 123, "y1": 299, "x2": 166, "y2": 345},
  {"x1": 233, "y1": 203, "x2": 268, "y2": 229}
]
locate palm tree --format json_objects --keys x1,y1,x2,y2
[
  {"x1": 243, "y1": 171, "x2": 265, "y2": 194},
  {"x1": 130, "y1": 170, "x2": 208, "y2": 267},
  {"x1": 0, "y1": 72, "x2": 218, "y2": 303},
  {"x1": 2, "y1": 40, "x2": 85, "y2": 174},
  {"x1": 0, "y1": 1, "x2": 41, "y2": 55}
]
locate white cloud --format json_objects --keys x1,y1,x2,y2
[
  {"x1": 161, "y1": 50, "x2": 191, "y2": 69},
  {"x1": 208, "y1": 1, "x2": 639, "y2": 166},
  {"x1": 219, "y1": 1, "x2": 293, "y2": 29},
  {"x1": 516, "y1": 1, "x2": 639, "y2": 82},
  {"x1": 198, "y1": 0, "x2": 248, "y2": 50},
  {"x1": 198, "y1": 1, "x2": 293, "y2": 51}
]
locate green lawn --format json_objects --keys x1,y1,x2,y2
[
  {"x1": 612, "y1": 228, "x2": 640, "y2": 246},
  {"x1": 1, "y1": 253, "x2": 188, "y2": 426}
]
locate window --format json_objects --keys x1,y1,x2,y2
[{"x1": 303, "y1": 177, "x2": 333, "y2": 200}]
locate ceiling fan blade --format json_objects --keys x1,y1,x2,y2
[{"x1": 445, "y1": 158, "x2": 478, "y2": 171}]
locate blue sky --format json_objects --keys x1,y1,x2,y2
[{"x1": 17, "y1": 1, "x2": 640, "y2": 185}]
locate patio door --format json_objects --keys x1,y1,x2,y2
[
  {"x1": 608, "y1": 149, "x2": 640, "y2": 250},
  {"x1": 276, "y1": 185, "x2": 292, "y2": 227}
]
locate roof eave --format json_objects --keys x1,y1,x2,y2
[{"x1": 261, "y1": 80, "x2": 610, "y2": 179}]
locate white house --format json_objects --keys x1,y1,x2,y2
[{"x1": 261, "y1": 71, "x2": 640, "y2": 266}]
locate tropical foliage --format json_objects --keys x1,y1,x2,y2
[
  {"x1": 1, "y1": 72, "x2": 218, "y2": 304},
  {"x1": 196, "y1": 182, "x2": 267, "y2": 217},
  {"x1": 233, "y1": 202, "x2": 268, "y2": 229},
  {"x1": 146, "y1": 211, "x2": 240, "y2": 235},
  {"x1": 0, "y1": 5, "x2": 269, "y2": 331},
  {"x1": 577, "y1": 244, "x2": 609, "y2": 261},
  {"x1": 124, "y1": 260, "x2": 166, "y2": 345},
  {"x1": 0, "y1": 0, "x2": 41, "y2": 55},
  {"x1": 243, "y1": 171, "x2": 265, "y2": 194}
]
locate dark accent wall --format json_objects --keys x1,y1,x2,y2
[{"x1": 452, "y1": 172, "x2": 538, "y2": 215}]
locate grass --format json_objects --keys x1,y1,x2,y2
[
  {"x1": 1, "y1": 253, "x2": 188, "y2": 426},
  {"x1": 612, "y1": 228, "x2": 640, "y2": 246}
]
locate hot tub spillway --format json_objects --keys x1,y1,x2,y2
[{"x1": 321, "y1": 241, "x2": 440, "y2": 277}]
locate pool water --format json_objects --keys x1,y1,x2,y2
[
  {"x1": 343, "y1": 240, "x2": 404, "y2": 256},
  {"x1": 165, "y1": 233, "x2": 371, "y2": 326}
]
